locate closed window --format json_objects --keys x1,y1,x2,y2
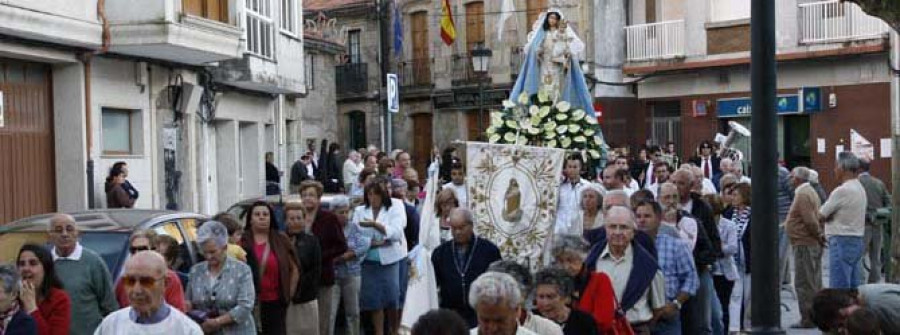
[
  {"x1": 281, "y1": 0, "x2": 299, "y2": 35},
  {"x1": 102, "y1": 108, "x2": 142, "y2": 155},
  {"x1": 710, "y1": 0, "x2": 750, "y2": 22},
  {"x1": 305, "y1": 53, "x2": 315, "y2": 90},
  {"x1": 245, "y1": 0, "x2": 275, "y2": 58},
  {"x1": 347, "y1": 30, "x2": 361, "y2": 64}
]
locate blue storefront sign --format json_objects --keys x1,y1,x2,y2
[{"x1": 717, "y1": 88, "x2": 821, "y2": 118}]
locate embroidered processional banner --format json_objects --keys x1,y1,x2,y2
[{"x1": 466, "y1": 142, "x2": 565, "y2": 272}]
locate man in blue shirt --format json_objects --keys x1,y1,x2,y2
[{"x1": 635, "y1": 200, "x2": 699, "y2": 335}]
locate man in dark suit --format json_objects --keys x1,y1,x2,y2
[
  {"x1": 289, "y1": 155, "x2": 312, "y2": 194},
  {"x1": 689, "y1": 141, "x2": 721, "y2": 180},
  {"x1": 858, "y1": 159, "x2": 891, "y2": 283},
  {"x1": 432, "y1": 208, "x2": 502, "y2": 327}
]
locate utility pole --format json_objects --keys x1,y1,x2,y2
[
  {"x1": 376, "y1": 0, "x2": 392, "y2": 152},
  {"x1": 749, "y1": 0, "x2": 784, "y2": 333}
]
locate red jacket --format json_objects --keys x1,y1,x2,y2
[
  {"x1": 115, "y1": 269, "x2": 186, "y2": 312},
  {"x1": 576, "y1": 272, "x2": 618, "y2": 333},
  {"x1": 32, "y1": 287, "x2": 70, "y2": 335}
]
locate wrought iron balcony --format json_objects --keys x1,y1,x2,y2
[
  {"x1": 399, "y1": 58, "x2": 432, "y2": 87},
  {"x1": 335, "y1": 62, "x2": 369, "y2": 95}
]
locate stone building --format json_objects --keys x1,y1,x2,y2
[{"x1": 0, "y1": 0, "x2": 308, "y2": 222}]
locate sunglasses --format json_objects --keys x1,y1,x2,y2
[
  {"x1": 121, "y1": 275, "x2": 164, "y2": 288},
  {"x1": 130, "y1": 246, "x2": 153, "y2": 254}
]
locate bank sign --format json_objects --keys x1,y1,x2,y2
[{"x1": 716, "y1": 87, "x2": 821, "y2": 118}]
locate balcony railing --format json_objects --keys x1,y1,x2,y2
[
  {"x1": 799, "y1": 0, "x2": 889, "y2": 44},
  {"x1": 399, "y1": 58, "x2": 432, "y2": 87},
  {"x1": 336, "y1": 63, "x2": 368, "y2": 95},
  {"x1": 451, "y1": 54, "x2": 490, "y2": 85},
  {"x1": 624, "y1": 20, "x2": 685, "y2": 62}
]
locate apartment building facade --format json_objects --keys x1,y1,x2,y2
[
  {"x1": 0, "y1": 0, "x2": 310, "y2": 222},
  {"x1": 610, "y1": 0, "x2": 893, "y2": 190}
]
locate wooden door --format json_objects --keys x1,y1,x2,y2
[
  {"x1": 465, "y1": 2, "x2": 485, "y2": 53},
  {"x1": 526, "y1": 0, "x2": 547, "y2": 27},
  {"x1": 411, "y1": 12, "x2": 430, "y2": 85},
  {"x1": 466, "y1": 110, "x2": 490, "y2": 142},
  {"x1": 411, "y1": 114, "x2": 433, "y2": 181},
  {"x1": 0, "y1": 59, "x2": 56, "y2": 224}
]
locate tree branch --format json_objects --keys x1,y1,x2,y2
[{"x1": 842, "y1": 0, "x2": 900, "y2": 32}]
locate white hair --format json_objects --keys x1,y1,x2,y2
[
  {"x1": 197, "y1": 221, "x2": 229, "y2": 248},
  {"x1": 606, "y1": 205, "x2": 636, "y2": 228},
  {"x1": 468, "y1": 272, "x2": 522, "y2": 309}
]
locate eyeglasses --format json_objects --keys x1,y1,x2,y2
[
  {"x1": 17, "y1": 259, "x2": 40, "y2": 267},
  {"x1": 121, "y1": 275, "x2": 164, "y2": 288},
  {"x1": 130, "y1": 246, "x2": 153, "y2": 254}
]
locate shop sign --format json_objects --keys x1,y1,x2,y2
[
  {"x1": 799, "y1": 87, "x2": 822, "y2": 112},
  {"x1": 433, "y1": 89, "x2": 511, "y2": 110},
  {"x1": 716, "y1": 94, "x2": 801, "y2": 118}
]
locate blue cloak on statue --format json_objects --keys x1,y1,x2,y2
[{"x1": 509, "y1": 11, "x2": 597, "y2": 118}]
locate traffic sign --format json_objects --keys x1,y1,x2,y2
[{"x1": 387, "y1": 73, "x2": 399, "y2": 113}]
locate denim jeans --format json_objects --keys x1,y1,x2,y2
[
  {"x1": 710, "y1": 283, "x2": 724, "y2": 335},
  {"x1": 652, "y1": 314, "x2": 682, "y2": 335},
  {"x1": 331, "y1": 276, "x2": 361, "y2": 335},
  {"x1": 681, "y1": 270, "x2": 713, "y2": 334},
  {"x1": 828, "y1": 235, "x2": 864, "y2": 288}
]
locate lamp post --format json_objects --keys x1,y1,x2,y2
[{"x1": 471, "y1": 44, "x2": 492, "y2": 141}]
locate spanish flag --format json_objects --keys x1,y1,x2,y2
[{"x1": 440, "y1": 0, "x2": 456, "y2": 46}]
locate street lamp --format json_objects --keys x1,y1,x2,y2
[{"x1": 471, "y1": 44, "x2": 492, "y2": 141}]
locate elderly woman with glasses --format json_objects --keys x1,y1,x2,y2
[
  {"x1": 186, "y1": 221, "x2": 257, "y2": 334},
  {"x1": 114, "y1": 230, "x2": 186, "y2": 312},
  {"x1": 0, "y1": 264, "x2": 37, "y2": 334},
  {"x1": 16, "y1": 244, "x2": 67, "y2": 335}
]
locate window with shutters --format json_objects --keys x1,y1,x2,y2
[
  {"x1": 245, "y1": 0, "x2": 275, "y2": 58},
  {"x1": 411, "y1": 11, "x2": 430, "y2": 85},
  {"x1": 280, "y1": 0, "x2": 299, "y2": 36},
  {"x1": 465, "y1": 1, "x2": 485, "y2": 53},
  {"x1": 526, "y1": 0, "x2": 547, "y2": 27},
  {"x1": 183, "y1": 0, "x2": 231, "y2": 24}
]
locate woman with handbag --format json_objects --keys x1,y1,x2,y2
[
  {"x1": 242, "y1": 201, "x2": 300, "y2": 335},
  {"x1": 185, "y1": 221, "x2": 256, "y2": 334}
]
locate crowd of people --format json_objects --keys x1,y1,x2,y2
[{"x1": 2, "y1": 139, "x2": 898, "y2": 335}]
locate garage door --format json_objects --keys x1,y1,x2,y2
[{"x1": 0, "y1": 58, "x2": 56, "y2": 224}]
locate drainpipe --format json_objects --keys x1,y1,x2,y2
[
  {"x1": 85, "y1": 0, "x2": 111, "y2": 209},
  {"x1": 890, "y1": 31, "x2": 900, "y2": 282}
]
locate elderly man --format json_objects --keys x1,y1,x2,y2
[
  {"x1": 95, "y1": 251, "x2": 202, "y2": 334},
  {"x1": 469, "y1": 272, "x2": 538, "y2": 335},
  {"x1": 487, "y1": 261, "x2": 563, "y2": 335},
  {"x1": 556, "y1": 154, "x2": 592, "y2": 235},
  {"x1": 857, "y1": 159, "x2": 891, "y2": 284},
  {"x1": 114, "y1": 230, "x2": 185, "y2": 312},
  {"x1": 583, "y1": 190, "x2": 658, "y2": 257},
  {"x1": 584, "y1": 206, "x2": 665, "y2": 333},
  {"x1": 432, "y1": 208, "x2": 503, "y2": 327},
  {"x1": 343, "y1": 150, "x2": 364, "y2": 192},
  {"x1": 821, "y1": 152, "x2": 868, "y2": 288},
  {"x1": 49, "y1": 214, "x2": 118, "y2": 335},
  {"x1": 784, "y1": 166, "x2": 824, "y2": 329},
  {"x1": 669, "y1": 169, "x2": 721, "y2": 334},
  {"x1": 634, "y1": 200, "x2": 699, "y2": 334},
  {"x1": 658, "y1": 183, "x2": 701, "y2": 250}
]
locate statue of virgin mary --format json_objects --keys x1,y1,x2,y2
[{"x1": 509, "y1": 8, "x2": 596, "y2": 117}]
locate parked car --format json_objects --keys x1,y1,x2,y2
[
  {"x1": 0, "y1": 209, "x2": 207, "y2": 280},
  {"x1": 226, "y1": 193, "x2": 354, "y2": 231}
]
